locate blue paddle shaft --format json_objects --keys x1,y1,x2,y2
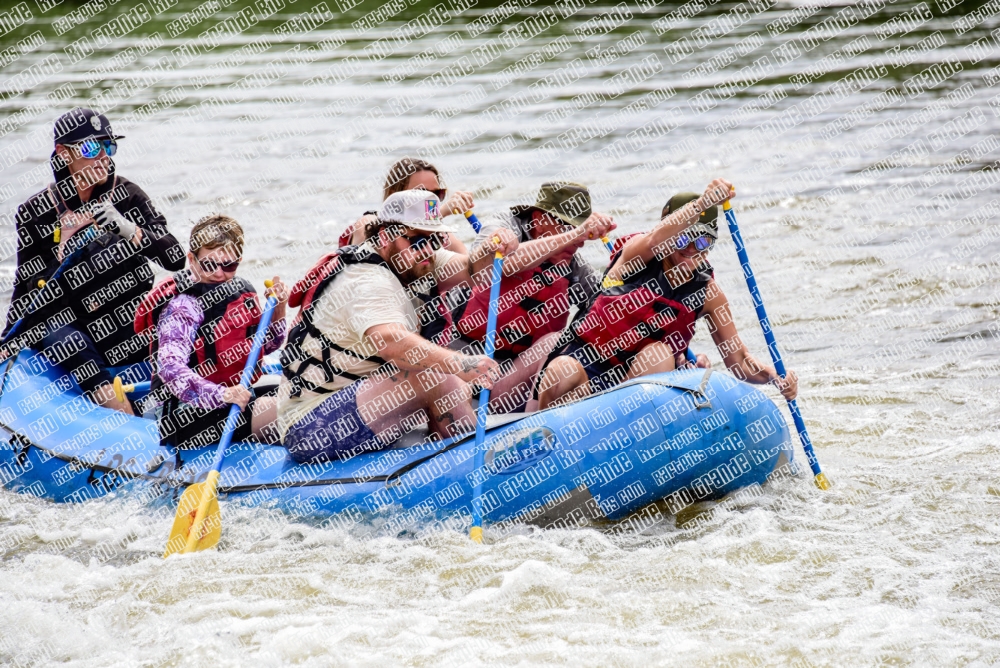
[
  {"x1": 471, "y1": 252, "x2": 503, "y2": 532},
  {"x1": 723, "y1": 204, "x2": 823, "y2": 477},
  {"x1": 208, "y1": 293, "x2": 279, "y2": 474},
  {"x1": 464, "y1": 211, "x2": 481, "y2": 233},
  {"x1": 685, "y1": 348, "x2": 698, "y2": 365},
  {"x1": 2, "y1": 225, "x2": 101, "y2": 346}
]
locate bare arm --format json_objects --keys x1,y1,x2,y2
[
  {"x1": 703, "y1": 280, "x2": 798, "y2": 399},
  {"x1": 606, "y1": 178, "x2": 734, "y2": 283},
  {"x1": 470, "y1": 213, "x2": 617, "y2": 278},
  {"x1": 365, "y1": 323, "x2": 498, "y2": 386},
  {"x1": 471, "y1": 228, "x2": 585, "y2": 278},
  {"x1": 436, "y1": 228, "x2": 519, "y2": 291}
]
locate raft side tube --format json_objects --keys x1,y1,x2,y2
[{"x1": 0, "y1": 350, "x2": 794, "y2": 532}]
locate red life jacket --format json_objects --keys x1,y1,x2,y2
[
  {"x1": 337, "y1": 227, "x2": 353, "y2": 249},
  {"x1": 336, "y1": 211, "x2": 378, "y2": 249},
  {"x1": 134, "y1": 272, "x2": 264, "y2": 390},
  {"x1": 455, "y1": 260, "x2": 580, "y2": 355},
  {"x1": 571, "y1": 256, "x2": 713, "y2": 368},
  {"x1": 283, "y1": 246, "x2": 455, "y2": 396},
  {"x1": 454, "y1": 210, "x2": 595, "y2": 356}
]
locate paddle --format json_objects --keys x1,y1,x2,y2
[
  {"x1": 163, "y1": 279, "x2": 278, "y2": 557},
  {"x1": 0, "y1": 224, "x2": 101, "y2": 353},
  {"x1": 469, "y1": 240, "x2": 504, "y2": 543},
  {"x1": 463, "y1": 210, "x2": 481, "y2": 233},
  {"x1": 722, "y1": 200, "x2": 829, "y2": 490},
  {"x1": 115, "y1": 356, "x2": 283, "y2": 403},
  {"x1": 113, "y1": 378, "x2": 149, "y2": 402}
]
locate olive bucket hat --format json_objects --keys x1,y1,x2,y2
[
  {"x1": 514, "y1": 181, "x2": 592, "y2": 227},
  {"x1": 662, "y1": 192, "x2": 719, "y2": 242}
]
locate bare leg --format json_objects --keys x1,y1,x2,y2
[
  {"x1": 488, "y1": 332, "x2": 562, "y2": 414},
  {"x1": 537, "y1": 356, "x2": 592, "y2": 410},
  {"x1": 356, "y1": 369, "x2": 475, "y2": 443},
  {"x1": 624, "y1": 342, "x2": 676, "y2": 381},
  {"x1": 251, "y1": 396, "x2": 280, "y2": 443},
  {"x1": 92, "y1": 383, "x2": 134, "y2": 415}
]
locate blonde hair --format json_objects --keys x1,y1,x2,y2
[{"x1": 189, "y1": 214, "x2": 244, "y2": 256}]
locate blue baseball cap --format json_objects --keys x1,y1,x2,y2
[{"x1": 53, "y1": 107, "x2": 124, "y2": 145}]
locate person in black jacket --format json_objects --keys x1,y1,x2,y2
[{"x1": 1, "y1": 107, "x2": 185, "y2": 414}]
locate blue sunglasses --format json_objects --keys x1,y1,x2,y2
[
  {"x1": 74, "y1": 138, "x2": 117, "y2": 159},
  {"x1": 675, "y1": 232, "x2": 714, "y2": 252}
]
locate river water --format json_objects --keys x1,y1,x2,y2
[{"x1": 1, "y1": 0, "x2": 999, "y2": 664}]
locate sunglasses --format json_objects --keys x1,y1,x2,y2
[
  {"x1": 675, "y1": 233, "x2": 715, "y2": 252},
  {"x1": 73, "y1": 139, "x2": 117, "y2": 159},
  {"x1": 412, "y1": 185, "x2": 447, "y2": 200},
  {"x1": 403, "y1": 232, "x2": 448, "y2": 253},
  {"x1": 197, "y1": 257, "x2": 240, "y2": 274}
]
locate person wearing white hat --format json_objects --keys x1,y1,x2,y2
[{"x1": 278, "y1": 190, "x2": 518, "y2": 462}]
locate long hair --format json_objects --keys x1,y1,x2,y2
[{"x1": 383, "y1": 157, "x2": 439, "y2": 201}]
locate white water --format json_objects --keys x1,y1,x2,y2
[{"x1": 2, "y1": 0, "x2": 1000, "y2": 664}]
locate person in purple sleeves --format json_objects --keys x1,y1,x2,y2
[{"x1": 134, "y1": 215, "x2": 289, "y2": 447}]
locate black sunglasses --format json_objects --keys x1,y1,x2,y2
[
  {"x1": 198, "y1": 257, "x2": 241, "y2": 274},
  {"x1": 412, "y1": 184, "x2": 447, "y2": 200},
  {"x1": 403, "y1": 232, "x2": 448, "y2": 252}
]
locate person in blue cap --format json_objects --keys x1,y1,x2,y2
[{"x1": 1, "y1": 108, "x2": 185, "y2": 414}]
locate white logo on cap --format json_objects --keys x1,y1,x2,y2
[{"x1": 90, "y1": 116, "x2": 102, "y2": 131}]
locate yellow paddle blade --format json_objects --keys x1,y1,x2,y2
[{"x1": 163, "y1": 481, "x2": 222, "y2": 558}]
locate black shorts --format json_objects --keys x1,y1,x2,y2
[
  {"x1": 159, "y1": 392, "x2": 257, "y2": 449},
  {"x1": 39, "y1": 324, "x2": 115, "y2": 395},
  {"x1": 554, "y1": 340, "x2": 628, "y2": 394}
]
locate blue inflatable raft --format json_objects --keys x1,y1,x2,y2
[{"x1": 0, "y1": 348, "x2": 795, "y2": 531}]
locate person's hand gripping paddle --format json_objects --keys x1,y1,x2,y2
[
  {"x1": 469, "y1": 237, "x2": 504, "y2": 543},
  {"x1": 722, "y1": 198, "x2": 829, "y2": 490},
  {"x1": 163, "y1": 280, "x2": 279, "y2": 557}
]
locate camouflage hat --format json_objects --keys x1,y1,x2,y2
[
  {"x1": 662, "y1": 192, "x2": 718, "y2": 240},
  {"x1": 515, "y1": 181, "x2": 592, "y2": 227}
]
